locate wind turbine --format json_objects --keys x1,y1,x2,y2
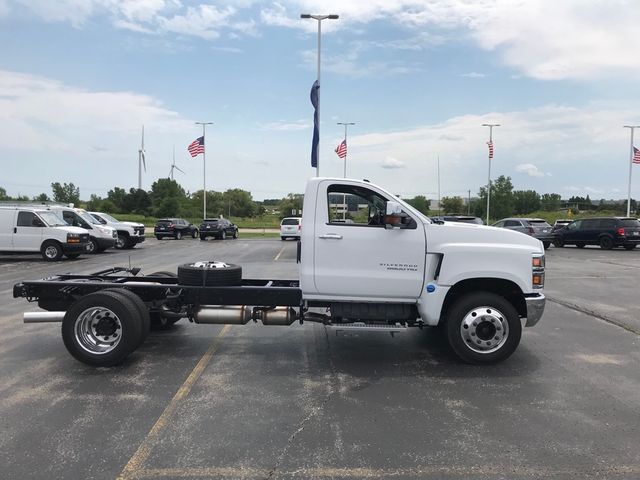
[
  {"x1": 168, "y1": 146, "x2": 185, "y2": 180},
  {"x1": 138, "y1": 125, "x2": 146, "y2": 190}
]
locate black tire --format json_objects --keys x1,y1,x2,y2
[
  {"x1": 200, "y1": 235, "x2": 206, "y2": 241},
  {"x1": 102, "y1": 289, "x2": 150, "y2": 348},
  {"x1": 124, "y1": 238, "x2": 136, "y2": 249},
  {"x1": 86, "y1": 238, "x2": 99, "y2": 254},
  {"x1": 177, "y1": 261, "x2": 242, "y2": 287},
  {"x1": 599, "y1": 236, "x2": 614, "y2": 250},
  {"x1": 220, "y1": 230, "x2": 226, "y2": 240},
  {"x1": 281, "y1": 236, "x2": 286, "y2": 241},
  {"x1": 233, "y1": 229, "x2": 238, "y2": 239},
  {"x1": 61, "y1": 291, "x2": 143, "y2": 367},
  {"x1": 624, "y1": 244, "x2": 637, "y2": 250},
  {"x1": 191, "y1": 229, "x2": 198, "y2": 239},
  {"x1": 115, "y1": 234, "x2": 128, "y2": 249},
  {"x1": 553, "y1": 237, "x2": 564, "y2": 248},
  {"x1": 445, "y1": 292, "x2": 522, "y2": 364},
  {"x1": 155, "y1": 235, "x2": 162, "y2": 240},
  {"x1": 41, "y1": 240, "x2": 63, "y2": 261},
  {"x1": 175, "y1": 230, "x2": 183, "y2": 240},
  {"x1": 65, "y1": 253, "x2": 81, "y2": 259},
  {"x1": 576, "y1": 242, "x2": 586, "y2": 249},
  {"x1": 542, "y1": 241, "x2": 551, "y2": 249}
]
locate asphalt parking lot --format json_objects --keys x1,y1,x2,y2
[{"x1": 1, "y1": 239, "x2": 639, "y2": 480}]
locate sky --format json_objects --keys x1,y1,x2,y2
[{"x1": 2, "y1": 0, "x2": 640, "y2": 202}]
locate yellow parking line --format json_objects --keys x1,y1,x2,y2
[{"x1": 117, "y1": 325, "x2": 232, "y2": 480}]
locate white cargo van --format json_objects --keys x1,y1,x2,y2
[
  {"x1": 47, "y1": 206, "x2": 117, "y2": 254},
  {"x1": 0, "y1": 207, "x2": 89, "y2": 261}
]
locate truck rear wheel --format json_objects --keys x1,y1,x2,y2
[
  {"x1": 102, "y1": 288, "x2": 150, "y2": 347},
  {"x1": 445, "y1": 292, "x2": 521, "y2": 364},
  {"x1": 177, "y1": 261, "x2": 242, "y2": 286},
  {"x1": 61, "y1": 291, "x2": 143, "y2": 367}
]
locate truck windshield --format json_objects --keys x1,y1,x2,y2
[
  {"x1": 78, "y1": 211, "x2": 101, "y2": 225},
  {"x1": 38, "y1": 211, "x2": 68, "y2": 227},
  {"x1": 99, "y1": 213, "x2": 120, "y2": 223}
]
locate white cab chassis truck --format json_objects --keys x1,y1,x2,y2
[{"x1": 14, "y1": 178, "x2": 545, "y2": 367}]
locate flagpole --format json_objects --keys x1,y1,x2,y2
[
  {"x1": 196, "y1": 121, "x2": 213, "y2": 219},
  {"x1": 482, "y1": 123, "x2": 500, "y2": 224},
  {"x1": 624, "y1": 125, "x2": 639, "y2": 217},
  {"x1": 301, "y1": 14, "x2": 339, "y2": 177},
  {"x1": 437, "y1": 155, "x2": 441, "y2": 215}
]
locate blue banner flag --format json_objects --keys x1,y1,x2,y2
[{"x1": 310, "y1": 80, "x2": 319, "y2": 168}]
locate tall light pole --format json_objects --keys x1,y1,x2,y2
[
  {"x1": 301, "y1": 13, "x2": 339, "y2": 177},
  {"x1": 337, "y1": 122, "x2": 355, "y2": 178},
  {"x1": 482, "y1": 123, "x2": 500, "y2": 224},
  {"x1": 195, "y1": 121, "x2": 213, "y2": 219},
  {"x1": 624, "y1": 125, "x2": 640, "y2": 217}
]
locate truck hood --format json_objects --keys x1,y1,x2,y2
[
  {"x1": 424, "y1": 220, "x2": 544, "y2": 253},
  {"x1": 58, "y1": 226, "x2": 88, "y2": 235},
  {"x1": 122, "y1": 221, "x2": 144, "y2": 228}
]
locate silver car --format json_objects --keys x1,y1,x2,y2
[{"x1": 492, "y1": 217, "x2": 554, "y2": 249}]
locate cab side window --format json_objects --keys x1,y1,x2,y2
[
  {"x1": 17, "y1": 211, "x2": 39, "y2": 227},
  {"x1": 326, "y1": 184, "x2": 390, "y2": 226}
]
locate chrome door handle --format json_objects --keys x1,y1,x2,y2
[{"x1": 318, "y1": 233, "x2": 343, "y2": 240}]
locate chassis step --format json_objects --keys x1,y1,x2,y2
[{"x1": 329, "y1": 322, "x2": 407, "y2": 336}]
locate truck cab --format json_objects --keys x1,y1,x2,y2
[{"x1": 301, "y1": 178, "x2": 545, "y2": 363}]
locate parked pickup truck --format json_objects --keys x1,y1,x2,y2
[{"x1": 13, "y1": 178, "x2": 546, "y2": 367}]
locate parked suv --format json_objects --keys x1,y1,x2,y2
[
  {"x1": 0, "y1": 206, "x2": 89, "y2": 261},
  {"x1": 280, "y1": 217, "x2": 302, "y2": 240},
  {"x1": 553, "y1": 217, "x2": 640, "y2": 250},
  {"x1": 492, "y1": 217, "x2": 555, "y2": 249},
  {"x1": 552, "y1": 219, "x2": 573, "y2": 231},
  {"x1": 154, "y1": 218, "x2": 198, "y2": 240},
  {"x1": 90, "y1": 212, "x2": 145, "y2": 249},
  {"x1": 199, "y1": 217, "x2": 238, "y2": 240}
]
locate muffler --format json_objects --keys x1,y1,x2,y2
[
  {"x1": 24, "y1": 311, "x2": 65, "y2": 323},
  {"x1": 255, "y1": 307, "x2": 298, "y2": 326},
  {"x1": 194, "y1": 305, "x2": 252, "y2": 325}
]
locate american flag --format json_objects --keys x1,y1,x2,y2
[
  {"x1": 188, "y1": 136, "x2": 205, "y2": 157},
  {"x1": 633, "y1": 146, "x2": 640, "y2": 164},
  {"x1": 487, "y1": 141, "x2": 494, "y2": 159},
  {"x1": 335, "y1": 140, "x2": 347, "y2": 159}
]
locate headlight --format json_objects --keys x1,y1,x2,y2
[{"x1": 67, "y1": 233, "x2": 81, "y2": 244}]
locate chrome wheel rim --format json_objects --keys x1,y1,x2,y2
[
  {"x1": 44, "y1": 245, "x2": 58, "y2": 259},
  {"x1": 115, "y1": 236, "x2": 126, "y2": 249},
  {"x1": 74, "y1": 307, "x2": 122, "y2": 354},
  {"x1": 86, "y1": 240, "x2": 96, "y2": 253},
  {"x1": 460, "y1": 306, "x2": 509, "y2": 354}
]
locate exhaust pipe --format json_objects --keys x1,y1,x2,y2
[
  {"x1": 24, "y1": 311, "x2": 65, "y2": 323},
  {"x1": 255, "y1": 307, "x2": 298, "y2": 326},
  {"x1": 194, "y1": 306, "x2": 252, "y2": 325}
]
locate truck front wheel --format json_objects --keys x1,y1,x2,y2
[
  {"x1": 61, "y1": 291, "x2": 143, "y2": 367},
  {"x1": 445, "y1": 292, "x2": 521, "y2": 364}
]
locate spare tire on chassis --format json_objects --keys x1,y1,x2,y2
[
  {"x1": 177, "y1": 261, "x2": 242, "y2": 287},
  {"x1": 61, "y1": 290, "x2": 145, "y2": 367}
]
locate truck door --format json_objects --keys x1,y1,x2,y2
[
  {"x1": 312, "y1": 181, "x2": 426, "y2": 299},
  {"x1": 13, "y1": 211, "x2": 44, "y2": 251}
]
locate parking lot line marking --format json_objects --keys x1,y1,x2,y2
[
  {"x1": 117, "y1": 325, "x2": 232, "y2": 480},
  {"x1": 274, "y1": 246, "x2": 285, "y2": 261},
  {"x1": 120, "y1": 464, "x2": 640, "y2": 479}
]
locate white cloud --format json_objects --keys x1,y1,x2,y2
[
  {"x1": 258, "y1": 120, "x2": 309, "y2": 131},
  {"x1": 515, "y1": 163, "x2": 545, "y2": 178},
  {"x1": 460, "y1": 72, "x2": 485, "y2": 78},
  {"x1": 381, "y1": 157, "x2": 406, "y2": 169}
]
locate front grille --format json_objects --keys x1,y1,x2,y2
[{"x1": 134, "y1": 226, "x2": 145, "y2": 235}]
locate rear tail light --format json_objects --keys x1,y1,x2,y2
[
  {"x1": 617, "y1": 227, "x2": 625, "y2": 236},
  {"x1": 297, "y1": 224, "x2": 301, "y2": 231},
  {"x1": 169, "y1": 223, "x2": 174, "y2": 228},
  {"x1": 528, "y1": 226, "x2": 535, "y2": 235}
]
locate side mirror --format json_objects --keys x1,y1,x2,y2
[
  {"x1": 384, "y1": 201, "x2": 408, "y2": 229},
  {"x1": 386, "y1": 201, "x2": 402, "y2": 216}
]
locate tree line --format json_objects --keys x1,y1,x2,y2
[{"x1": 0, "y1": 176, "x2": 635, "y2": 220}]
